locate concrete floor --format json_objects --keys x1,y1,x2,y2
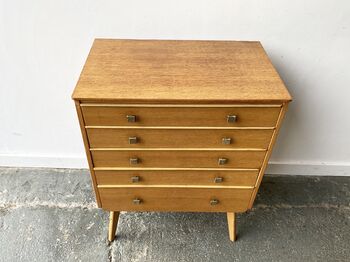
[{"x1": 0, "y1": 168, "x2": 349, "y2": 262}]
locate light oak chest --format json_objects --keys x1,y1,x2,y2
[{"x1": 72, "y1": 39, "x2": 291, "y2": 242}]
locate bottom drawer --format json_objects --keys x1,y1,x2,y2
[
  {"x1": 98, "y1": 187, "x2": 253, "y2": 212},
  {"x1": 95, "y1": 169, "x2": 259, "y2": 187}
]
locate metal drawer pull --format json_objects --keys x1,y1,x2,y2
[
  {"x1": 131, "y1": 176, "x2": 140, "y2": 183},
  {"x1": 130, "y1": 158, "x2": 139, "y2": 165},
  {"x1": 227, "y1": 115, "x2": 237, "y2": 123},
  {"x1": 210, "y1": 199, "x2": 219, "y2": 205},
  {"x1": 133, "y1": 198, "x2": 142, "y2": 205},
  {"x1": 126, "y1": 115, "x2": 137, "y2": 122},
  {"x1": 128, "y1": 136, "x2": 138, "y2": 144},
  {"x1": 214, "y1": 177, "x2": 223, "y2": 183},
  {"x1": 222, "y1": 137, "x2": 232, "y2": 145},
  {"x1": 218, "y1": 158, "x2": 228, "y2": 165}
]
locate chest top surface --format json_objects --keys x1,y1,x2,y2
[{"x1": 72, "y1": 39, "x2": 291, "y2": 103}]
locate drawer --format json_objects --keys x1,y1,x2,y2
[
  {"x1": 98, "y1": 187, "x2": 253, "y2": 212},
  {"x1": 81, "y1": 105, "x2": 281, "y2": 127},
  {"x1": 95, "y1": 169, "x2": 259, "y2": 187},
  {"x1": 91, "y1": 150, "x2": 266, "y2": 168},
  {"x1": 86, "y1": 128, "x2": 273, "y2": 149}
]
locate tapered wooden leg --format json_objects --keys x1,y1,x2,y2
[
  {"x1": 108, "y1": 211, "x2": 119, "y2": 242},
  {"x1": 227, "y1": 212, "x2": 236, "y2": 242}
]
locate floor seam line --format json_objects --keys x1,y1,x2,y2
[
  {"x1": 1, "y1": 204, "x2": 349, "y2": 211},
  {"x1": 0, "y1": 202, "x2": 98, "y2": 210},
  {"x1": 252, "y1": 204, "x2": 350, "y2": 210}
]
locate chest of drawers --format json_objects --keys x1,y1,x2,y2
[{"x1": 72, "y1": 39, "x2": 292, "y2": 242}]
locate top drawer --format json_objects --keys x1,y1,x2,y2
[{"x1": 81, "y1": 104, "x2": 281, "y2": 127}]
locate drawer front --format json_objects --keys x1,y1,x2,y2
[
  {"x1": 91, "y1": 150, "x2": 266, "y2": 168},
  {"x1": 87, "y1": 128, "x2": 273, "y2": 149},
  {"x1": 95, "y1": 170, "x2": 259, "y2": 187},
  {"x1": 99, "y1": 187, "x2": 253, "y2": 212},
  {"x1": 81, "y1": 105, "x2": 281, "y2": 127}
]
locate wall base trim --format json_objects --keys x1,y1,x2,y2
[
  {"x1": 266, "y1": 161, "x2": 350, "y2": 176},
  {"x1": 0, "y1": 154, "x2": 349, "y2": 176},
  {"x1": 0, "y1": 154, "x2": 88, "y2": 169}
]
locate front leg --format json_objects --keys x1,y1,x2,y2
[
  {"x1": 108, "y1": 211, "x2": 120, "y2": 242},
  {"x1": 227, "y1": 212, "x2": 236, "y2": 242}
]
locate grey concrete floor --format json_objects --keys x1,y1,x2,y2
[{"x1": 0, "y1": 168, "x2": 349, "y2": 262}]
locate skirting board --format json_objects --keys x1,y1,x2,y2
[
  {"x1": 0, "y1": 154, "x2": 88, "y2": 169},
  {"x1": 266, "y1": 161, "x2": 350, "y2": 176},
  {"x1": 0, "y1": 154, "x2": 349, "y2": 176}
]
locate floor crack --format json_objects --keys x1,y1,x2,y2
[
  {"x1": 107, "y1": 243, "x2": 113, "y2": 262},
  {"x1": 108, "y1": 241, "x2": 117, "y2": 262}
]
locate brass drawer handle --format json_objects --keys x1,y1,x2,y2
[
  {"x1": 128, "y1": 136, "x2": 138, "y2": 144},
  {"x1": 133, "y1": 198, "x2": 142, "y2": 205},
  {"x1": 218, "y1": 158, "x2": 228, "y2": 165},
  {"x1": 222, "y1": 137, "x2": 232, "y2": 145},
  {"x1": 214, "y1": 177, "x2": 223, "y2": 183},
  {"x1": 131, "y1": 176, "x2": 140, "y2": 183},
  {"x1": 210, "y1": 199, "x2": 219, "y2": 205},
  {"x1": 126, "y1": 115, "x2": 137, "y2": 122},
  {"x1": 130, "y1": 157, "x2": 139, "y2": 165},
  {"x1": 227, "y1": 115, "x2": 237, "y2": 123}
]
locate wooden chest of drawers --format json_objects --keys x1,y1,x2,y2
[{"x1": 72, "y1": 39, "x2": 291, "y2": 242}]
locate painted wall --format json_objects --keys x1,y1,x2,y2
[{"x1": 1, "y1": 0, "x2": 349, "y2": 175}]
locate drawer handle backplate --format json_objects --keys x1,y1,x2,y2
[
  {"x1": 218, "y1": 158, "x2": 228, "y2": 165},
  {"x1": 214, "y1": 177, "x2": 223, "y2": 183},
  {"x1": 133, "y1": 198, "x2": 142, "y2": 205},
  {"x1": 126, "y1": 115, "x2": 137, "y2": 122},
  {"x1": 130, "y1": 158, "x2": 139, "y2": 165},
  {"x1": 210, "y1": 199, "x2": 219, "y2": 205},
  {"x1": 128, "y1": 136, "x2": 138, "y2": 144},
  {"x1": 227, "y1": 115, "x2": 237, "y2": 123},
  {"x1": 131, "y1": 176, "x2": 140, "y2": 183},
  {"x1": 222, "y1": 137, "x2": 232, "y2": 145}
]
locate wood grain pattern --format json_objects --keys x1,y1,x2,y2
[
  {"x1": 72, "y1": 39, "x2": 292, "y2": 103},
  {"x1": 94, "y1": 167, "x2": 258, "y2": 171},
  {"x1": 81, "y1": 104, "x2": 283, "y2": 107},
  {"x1": 99, "y1": 187, "x2": 253, "y2": 212},
  {"x1": 248, "y1": 103, "x2": 289, "y2": 208},
  {"x1": 74, "y1": 100, "x2": 102, "y2": 207},
  {"x1": 72, "y1": 39, "x2": 292, "y2": 242},
  {"x1": 81, "y1": 105, "x2": 281, "y2": 127},
  {"x1": 91, "y1": 149, "x2": 265, "y2": 168},
  {"x1": 227, "y1": 212, "x2": 236, "y2": 241},
  {"x1": 108, "y1": 211, "x2": 119, "y2": 242},
  {"x1": 95, "y1": 169, "x2": 259, "y2": 187},
  {"x1": 86, "y1": 128, "x2": 274, "y2": 149}
]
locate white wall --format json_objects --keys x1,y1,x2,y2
[{"x1": 1, "y1": 0, "x2": 349, "y2": 175}]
